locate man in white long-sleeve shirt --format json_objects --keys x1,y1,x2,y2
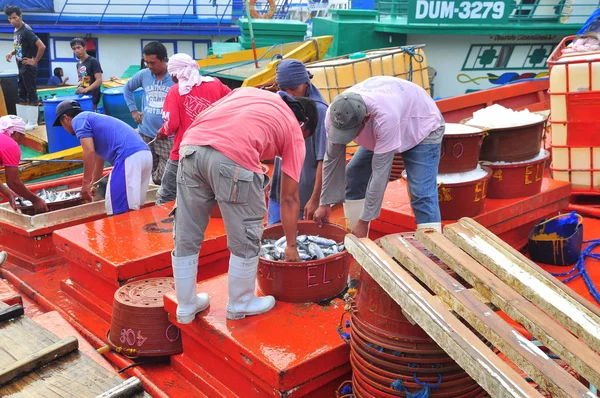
[{"x1": 313, "y1": 76, "x2": 445, "y2": 237}]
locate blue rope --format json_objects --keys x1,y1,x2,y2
[
  {"x1": 402, "y1": 46, "x2": 424, "y2": 83},
  {"x1": 391, "y1": 374, "x2": 442, "y2": 398},
  {"x1": 549, "y1": 239, "x2": 600, "y2": 304}
]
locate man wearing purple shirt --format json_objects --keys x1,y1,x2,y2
[{"x1": 314, "y1": 76, "x2": 445, "y2": 237}]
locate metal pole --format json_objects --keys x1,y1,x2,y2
[{"x1": 244, "y1": 0, "x2": 260, "y2": 68}]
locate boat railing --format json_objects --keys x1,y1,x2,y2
[
  {"x1": 50, "y1": 0, "x2": 237, "y2": 27},
  {"x1": 18, "y1": 0, "x2": 311, "y2": 30},
  {"x1": 375, "y1": 0, "x2": 598, "y2": 26}
]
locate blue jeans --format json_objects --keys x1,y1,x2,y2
[
  {"x1": 345, "y1": 143, "x2": 441, "y2": 224},
  {"x1": 345, "y1": 146, "x2": 373, "y2": 200},
  {"x1": 267, "y1": 198, "x2": 304, "y2": 226}
]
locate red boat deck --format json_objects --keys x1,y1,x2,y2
[
  {"x1": 53, "y1": 204, "x2": 229, "y2": 311},
  {"x1": 0, "y1": 202, "x2": 353, "y2": 397},
  {"x1": 163, "y1": 275, "x2": 350, "y2": 396},
  {"x1": 2, "y1": 80, "x2": 590, "y2": 397},
  {"x1": 0, "y1": 170, "x2": 136, "y2": 272},
  {"x1": 0, "y1": 174, "x2": 573, "y2": 397}
]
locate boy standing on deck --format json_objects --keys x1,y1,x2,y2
[
  {"x1": 4, "y1": 5, "x2": 46, "y2": 131},
  {"x1": 124, "y1": 42, "x2": 173, "y2": 185},
  {"x1": 155, "y1": 53, "x2": 230, "y2": 204},
  {"x1": 53, "y1": 99, "x2": 152, "y2": 216},
  {"x1": 71, "y1": 38, "x2": 103, "y2": 111}
]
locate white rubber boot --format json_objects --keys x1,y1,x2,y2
[
  {"x1": 171, "y1": 251, "x2": 210, "y2": 324},
  {"x1": 25, "y1": 105, "x2": 38, "y2": 131},
  {"x1": 417, "y1": 222, "x2": 442, "y2": 233},
  {"x1": 226, "y1": 254, "x2": 275, "y2": 320},
  {"x1": 0, "y1": 251, "x2": 7, "y2": 266},
  {"x1": 343, "y1": 198, "x2": 366, "y2": 231},
  {"x1": 15, "y1": 104, "x2": 27, "y2": 121}
]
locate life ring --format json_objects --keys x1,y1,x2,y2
[{"x1": 249, "y1": 0, "x2": 276, "y2": 19}]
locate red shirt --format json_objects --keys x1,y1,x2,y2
[
  {"x1": 0, "y1": 134, "x2": 20, "y2": 167},
  {"x1": 160, "y1": 78, "x2": 231, "y2": 161},
  {"x1": 181, "y1": 88, "x2": 305, "y2": 182}
]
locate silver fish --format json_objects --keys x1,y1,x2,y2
[
  {"x1": 299, "y1": 253, "x2": 311, "y2": 261},
  {"x1": 275, "y1": 236, "x2": 287, "y2": 247},
  {"x1": 308, "y1": 243, "x2": 325, "y2": 260},
  {"x1": 296, "y1": 240, "x2": 310, "y2": 253},
  {"x1": 260, "y1": 235, "x2": 343, "y2": 262},
  {"x1": 308, "y1": 236, "x2": 337, "y2": 246},
  {"x1": 259, "y1": 246, "x2": 270, "y2": 258},
  {"x1": 35, "y1": 189, "x2": 81, "y2": 204},
  {"x1": 274, "y1": 246, "x2": 284, "y2": 260}
]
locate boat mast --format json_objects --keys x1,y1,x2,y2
[{"x1": 244, "y1": 0, "x2": 260, "y2": 69}]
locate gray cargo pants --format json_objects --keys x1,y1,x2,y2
[
  {"x1": 173, "y1": 145, "x2": 268, "y2": 260},
  {"x1": 156, "y1": 159, "x2": 178, "y2": 204}
]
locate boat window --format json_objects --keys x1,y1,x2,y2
[{"x1": 462, "y1": 43, "x2": 557, "y2": 71}]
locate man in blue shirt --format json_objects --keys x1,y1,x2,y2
[
  {"x1": 268, "y1": 60, "x2": 328, "y2": 224},
  {"x1": 124, "y1": 42, "x2": 173, "y2": 185},
  {"x1": 53, "y1": 100, "x2": 152, "y2": 216}
]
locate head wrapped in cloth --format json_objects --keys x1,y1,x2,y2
[
  {"x1": 276, "y1": 59, "x2": 313, "y2": 90},
  {"x1": 168, "y1": 53, "x2": 213, "y2": 96},
  {"x1": 0, "y1": 115, "x2": 26, "y2": 137},
  {"x1": 276, "y1": 59, "x2": 327, "y2": 105}
]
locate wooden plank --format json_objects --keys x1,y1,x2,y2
[
  {"x1": 381, "y1": 234, "x2": 593, "y2": 398},
  {"x1": 0, "y1": 315, "x2": 60, "y2": 368},
  {"x1": 95, "y1": 377, "x2": 144, "y2": 398},
  {"x1": 448, "y1": 219, "x2": 600, "y2": 353},
  {"x1": 469, "y1": 288, "x2": 495, "y2": 308},
  {"x1": 32, "y1": 311, "x2": 115, "y2": 373},
  {"x1": 417, "y1": 228, "x2": 600, "y2": 389},
  {"x1": 0, "y1": 305, "x2": 24, "y2": 323},
  {"x1": 0, "y1": 336, "x2": 79, "y2": 385},
  {"x1": 344, "y1": 234, "x2": 539, "y2": 398},
  {"x1": 0, "y1": 351, "x2": 150, "y2": 397},
  {"x1": 459, "y1": 217, "x2": 600, "y2": 321}
]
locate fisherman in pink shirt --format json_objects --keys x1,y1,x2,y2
[
  {"x1": 170, "y1": 87, "x2": 319, "y2": 324},
  {"x1": 0, "y1": 115, "x2": 48, "y2": 213},
  {"x1": 313, "y1": 76, "x2": 445, "y2": 237},
  {"x1": 0, "y1": 115, "x2": 49, "y2": 265}
]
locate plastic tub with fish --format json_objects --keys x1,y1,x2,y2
[
  {"x1": 16, "y1": 189, "x2": 84, "y2": 216},
  {"x1": 257, "y1": 221, "x2": 350, "y2": 303}
]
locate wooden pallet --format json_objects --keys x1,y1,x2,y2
[
  {"x1": 0, "y1": 302, "x2": 149, "y2": 397},
  {"x1": 345, "y1": 218, "x2": 600, "y2": 398}
]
